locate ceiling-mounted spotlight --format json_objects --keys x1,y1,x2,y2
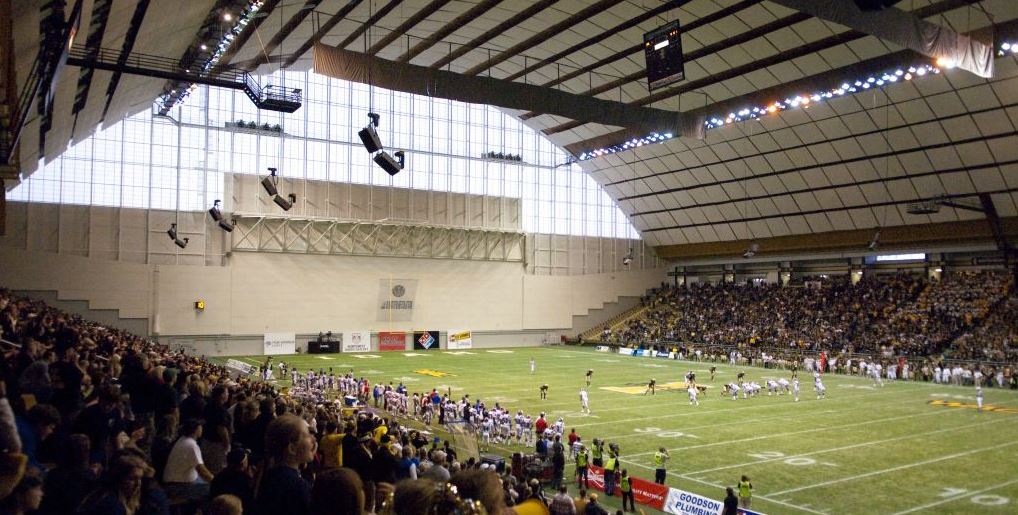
[
  {"x1": 373, "y1": 151, "x2": 404, "y2": 176},
  {"x1": 208, "y1": 199, "x2": 224, "y2": 222},
  {"x1": 261, "y1": 167, "x2": 279, "y2": 196},
  {"x1": 175, "y1": 237, "x2": 190, "y2": 249},
  {"x1": 743, "y1": 243, "x2": 759, "y2": 259},
  {"x1": 868, "y1": 228, "x2": 881, "y2": 250},
  {"x1": 218, "y1": 220, "x2": 234, "y2": 232},
  {"x1": 273, "y1": 193, "x2": 297, "y2": 211},
  {"x1": 394, "y1": 150, "x2": 405, "y2": 168},
  {"x1": 359, "y1": 113, "x2": 382, "y2": 153},
  {"x1": 622, "y1": 248, "x2": 633, "y2": 266}
]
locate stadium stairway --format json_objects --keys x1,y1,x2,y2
[{"x1": 576, "y1": 302, "x2": 648, "y2": 343}]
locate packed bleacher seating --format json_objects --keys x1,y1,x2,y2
[
  {"x1": 0, "y1": 289, "x2": 560, "y2": 515},
  {"x1": 612, "y1": 271, "x2": 1014, "y2": 361}
]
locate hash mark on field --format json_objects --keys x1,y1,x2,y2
[
  {"x1": 486, "y1": 350, "x2": 513, "y2": 354},
  {"x1": 316, "y1": 356, "x2": 334, "y2": 359}
]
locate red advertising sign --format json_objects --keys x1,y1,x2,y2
[
  {"x1": 585, "y1": 465, "x2": 668, "y2": 511},
  {"x1": 378, "y1": 332, "x2": 406, "y2": 351}
]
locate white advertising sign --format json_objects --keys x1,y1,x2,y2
[
  {"x1": 343, "y1": 330, "x2": 371, "y2": 352},
  {"x1": 663, "y1": 488, "x2": 724, "y2": 515},
  {"x1": 448, "y1": 330, "x2": 473, "y2": 349},
  {"x1": 263, "y1": 333, "x2": 296, "y2": 355},
  {"x1": 377, "y1": 279, "x2": 419, "y2": 322}
]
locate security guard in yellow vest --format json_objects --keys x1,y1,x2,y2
[
  {"x1": 653, "y1": 447, "x2": 670, "y2": 484},
  {"x1": 603, "y1": 453, "x2": 619, "y2": 496},
  {"x1": 575, "y1": 445, "x2": 590, "y2": 488},
  {"x1": 619, "y1": 469, "x2": 635, "y2": 511},
  {"x1": 739, "y1": 475, "x2": 753, "y2": 508},
  {"x1": 591, "y1": 439, "x2": 604, "y2": 467}
]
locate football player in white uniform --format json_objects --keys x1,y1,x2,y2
[
  {"x1": 778, "y1": 377, "x2": 790, "y2": 395},
  {"x1": 976, "y1": 386, "x2": 984, "y2": 413},
  {"x1": 871, "y1": 362, "x2": 884, "y2": 387},
  {"x1": 726, "y1": 382, "x2": 741, "y2": 400},
  {"x1": 687, "y1": 385, "x2": 700, "y2": 406},
  {"x1": 766, "y1": 379, "x2": 779, "y2": 396},
  {"x1": 792, "y1": 378, "x2": 800, "y2": 402},
  {"x1": 579, "y1": 388, "x2": 591, "y2": 414},
  {"x1": 814, "y1": 374, "x2": 826, "y2": 399}
]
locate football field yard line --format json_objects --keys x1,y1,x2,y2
[
  {"x1": 682, "y1": 416, "x2": 1010, "y2": 475},
  {"x1": 578, "y1": 389, "x2": 954, "y2": 443},
  {"x1": 570, "y1": 386, "x2": 934, "y2": 429},
  {"x1": 625, "y1": 408, "x2": 949, "y2": 458},
  {"x1": 890, "y1": 477, "x2": 1018, "y2": 514},
  {"x1": 770, "y1": 439, "x2": 1018, "y2": 496}
]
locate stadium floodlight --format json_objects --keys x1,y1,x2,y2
[
  {"x1": 217, "y1": 220, "x2": 234, "y2": 232},
  {"x1": 273, "y1": 193, "x2": 297, "y2": 211},
  {"x1": 622, "y1": 248, "x2": 633, "y2": 266},
  {"x1": 906, "y1": 198, "x2": 940, "y2": 214},
  {"x1": 167, "y1": 223, "x2": 179, "y2": 240},
  {"x1": 174, "y1": 237, "x2": 190, "y2": 249},
  {"x1": 261, "y1": 168, "x2": 279, "y2": 196}
]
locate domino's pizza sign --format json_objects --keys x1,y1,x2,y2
[{"x1": 414, "y1": 331, "x2": 439, "y2": 351}]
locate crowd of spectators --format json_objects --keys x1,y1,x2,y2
[
  {"x1": 0, "y1": 289, "x2": 576, "y2": 515},
  {"x1": 612, "y1": 271, "x2": 1015, "y2": 362}
]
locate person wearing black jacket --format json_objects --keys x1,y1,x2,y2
[
  {"x1": 722, "y1": 487, "x2": 739, "y2": 515},
  {"x1": 210, "y1": 448, "x2": 254, "y2": 515}
]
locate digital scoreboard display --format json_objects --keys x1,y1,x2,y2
[{"x1": 644, "y1": 21, "x2": 684, "y2": 90}]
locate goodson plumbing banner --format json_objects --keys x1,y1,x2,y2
[
  {"x1": 263, "y1": 333, "x2": 296, "y2": 355},
  {"x1": 448, "y1": 330, "x2": 472, "y2": 349},
  {"x1": 377, "y1": 279, "x2": 418, "y2": 322},
  {"x1": 343, "y1": 330, "x2": 371, "y2": 353}
]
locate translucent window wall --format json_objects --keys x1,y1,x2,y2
[{"x1": 10, "y1": 69, "x2": 639, "y2": 239}]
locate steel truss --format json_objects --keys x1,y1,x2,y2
[{"x1": 230, "y1": 214, "x2": 525, "y2": 262}]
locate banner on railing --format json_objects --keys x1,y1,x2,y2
[
  {"x1": 225, "y1": 359, "x2": 255, "y2": 376},
  {"x1": 378, "y1": 332, "x2": 406, "y2": 351},
  {"x1": 343, "y1": 330, "x2": 371, "y2": 352},
  {"x1": 263, "y1": 333, "x2": 296, "y2": 355},
  {"x1": 596, "y1": 346, "x2": 610, "y2": 352},
  {"x1": 662, "y1": 488, "x2": 725, "y2": 515},
  {"x1": 585, "y1": 465, "x2": 668, "y2": 511},
  {"x1": 414, "y1": 330, "x2": 440, "y2": 350},
  {"x1": 448, "y1": 330, "x2": 472, "y2": 349}
]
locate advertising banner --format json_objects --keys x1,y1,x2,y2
[
  {"x1": 663, "y1": 488, "x2": 724, "y2": 515},
  {"x1": 225, "y1": 359, "x2": 255, "y2": 376},
  {"x1": 584, "y1": 466, "x2": 668, "y2": 511},
  {"x1": 596, "y1": 346, "x2": 610, "y2": 352},
  {"x1": 414, "y1": 330, "x2": 440, "y2": 350},
  {"x1": 263, "y1": 333, "x2": 296, "y2": 355},
  {"x1": 343, "y1": 330, "x2": 371, "y2": 352},
  {"x1": 377, "y1": 279, "x2": 418, "y2": 322},
  {"x1": 448, "y1": 330, "x2": 473, "y2": 349},
  {"x1": 378, "y1": 332, "x2": 406, "y2": 352},
  {"x1": 619, "y1": 347, "x2": 634, "y2": 356}
]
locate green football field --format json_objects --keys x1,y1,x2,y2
[{"x1": 220, "y1": 346, "x2": 1018, "y2": 514}]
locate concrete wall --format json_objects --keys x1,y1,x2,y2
[
  {"x1": 12, "y1": 290, "x2": 150, "y2": 336},
  {"x1": 0, "y1": 245, "x2": 667, "y2": 354}
]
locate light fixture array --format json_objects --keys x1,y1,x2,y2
[
  {"x1": 156, "y1": 1, "x2": 265, "y2": 109},
  {"x1": 575, "y1": 60, "x2": 945, "y2": 161},
  {"x1": 704, "y1": 63, "x2": 941, "y2": 130},
  {"x1": 999, "y1": 41, "x2": 1018, "y2": 57}
]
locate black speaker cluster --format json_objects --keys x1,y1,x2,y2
[{"x1": 359, "y1": 113, "x2": 406, "y2": 176}]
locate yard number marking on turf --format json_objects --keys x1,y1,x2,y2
[
  {"x1": 633, "y1": 427, "x2": 699, "y2": 439},
  {"x1": 315, "y1": 356, "x2": 335, "y2": 359},
  {"x1": 447, "y1": 351, "x2": 476, "y2": 355},
  {"x1": 352, "y1": 354, "x2": 381, "y2": 359},
  {"x1": 403, "y1": 353, "x2": 427, "y2": 357},
  {"x1": 937, "y1": 487, "x2": 1009, "y2": 506},
  {"x1": 747, "y1": 451, "x2": 835, "y2": 467},
  {"x1": 487, "y1": 350, "x2": 514, "y2": 353}
]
